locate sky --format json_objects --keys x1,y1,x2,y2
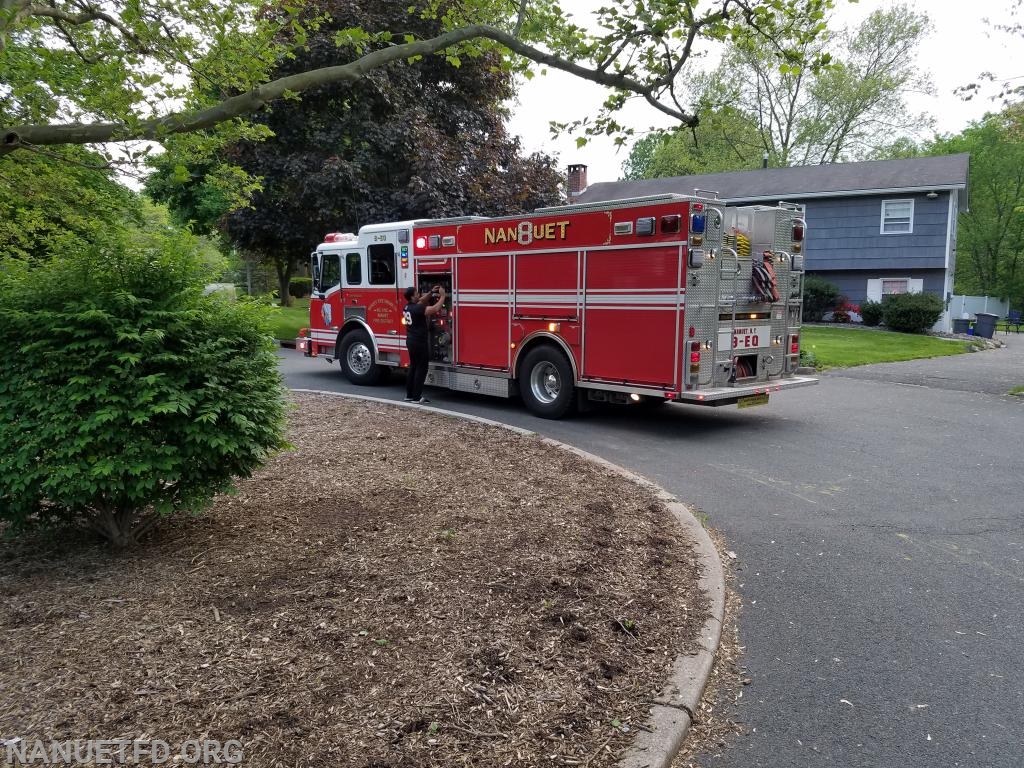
[{"x1": 506, "y1": 0, "x2": 1021, "y2": 185}]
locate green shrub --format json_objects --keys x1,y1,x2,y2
[
  {"x1": 803, "y1": 275, "x2": 840, "y2": 321},
  {"x1": 860, "y1": 300, "x2": 884, "y2": 326},
  {"x1": 881, "y1": 292, "x2": 944, "y2": 333},
  {"x1": 799, "y1": 348, "x2": 819, "y2": 370},
  {"x1": 0, "y1": 233, "x2": 289, "y2": 548},
  {"x1": 289, "y1": 276, "x2": 312, "y2": 298}
]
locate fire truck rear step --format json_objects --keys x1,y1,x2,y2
[{"x1": 676, "y1": 374, "x2": 819, "y2": 404}]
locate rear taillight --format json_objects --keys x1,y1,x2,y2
[{"x1": 790, "y1": 334, "x2": 799, "y2": 354}]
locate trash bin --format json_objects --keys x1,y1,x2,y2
[
  {"x1": 951, "y1": 318, "x2": 970, "y2": 334},
  {"x1": 974, "y1": 312, "x2": 998, "y2": 339}
]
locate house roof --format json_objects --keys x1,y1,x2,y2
[{"x1": 575, "y1": 153, "x2": 970, "y2": 211}]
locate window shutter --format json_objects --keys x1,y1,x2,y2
[{"x1": 866, "y1": 279, "x2": 882, "y2": 302}]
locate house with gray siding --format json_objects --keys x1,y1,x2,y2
[{"x1": 569, "y1": 154, "x2": 970, "y2": 331}]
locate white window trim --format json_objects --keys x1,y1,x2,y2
[
  {"x1": 880, "y1": 198, "x2": 914, "y2": 235},
  {"x1": 867, "y1": 277, "x2": 924, "y2": 302}
]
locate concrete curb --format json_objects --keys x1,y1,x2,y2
[
  {"x1": 542, "y1": 442, "x2": 726, "y2": 768},
  {"x1": 289, "y1": 388, "x2": 727, "y2": 767}
]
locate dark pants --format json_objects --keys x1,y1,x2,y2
[{"x1": 406, "y1": 340, "x2": 429, "y2": 399}]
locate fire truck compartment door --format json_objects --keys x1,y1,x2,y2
[
  {"x1": 454, "y1": 255, "x2": 511, "y2": 370},
  {"x1": 582, "y1": 247, "x2": 681, "y2": 388},
  {"x1": 514, "y1": 251, "x2": 579, "y2": 320}
]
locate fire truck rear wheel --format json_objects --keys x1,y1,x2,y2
[
  {"x1": 519, "y1": 345, "x2": 576, "y2": 419},
  {"x1": 338, "y1": 329, "x2": 384, "y2": 385}
]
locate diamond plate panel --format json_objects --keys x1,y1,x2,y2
[
  {"x1": 686, "y1": 204, "x2": 806, "y2": 387},
  {"x1": 451, "y1": 371, "x2": 512, "y2": 397}
]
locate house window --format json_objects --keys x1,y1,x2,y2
[
  {"x1": 881, "y1": 199, "x2": 914, "y2": 234},
  {"x1": 882, "y1": 278, "x2": 909, "y2": 295},
  {"x1": 866, "y1": 277, "x2": 923, "y2": 303}
]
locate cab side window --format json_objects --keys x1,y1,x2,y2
[
  {"x1": 345, "y1": 252, "x2": 362, "y2": 285},
  {"x1": 368, "y1": 243, "x2": 396, "y2": 285}
]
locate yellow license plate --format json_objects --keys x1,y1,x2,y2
[{"x1": 737, "y1": 393, "x2": 769, "y2": 409}]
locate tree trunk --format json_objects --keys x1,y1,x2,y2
[
  {"x1": 275, "y1": 261, "x2": 293, "y2": 308},
  {"x1": 91, "y1": 507, "x2": 139, "y2": 549},
  {"x1": 87, "y1": 504, "x2": 166, "y2": 548}
]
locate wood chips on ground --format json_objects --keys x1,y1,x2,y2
[{"x1": 0, "y1": 393, "x2": 710, "y2": 767}]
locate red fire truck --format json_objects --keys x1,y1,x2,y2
[{"x1": 297, "y1": 194, "x2": 817, "y2": 418}]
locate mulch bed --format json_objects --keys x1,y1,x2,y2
[{"x1": 0, "y1": 393, "x2": 710, "y2": 767}]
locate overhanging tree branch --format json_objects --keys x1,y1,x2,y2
[
  {"x1": 1, "y1": 22, "x2": 702, "y2": 156},
  {"x1": 0, "y1": 2, "x2": 143, "y2": 51}
]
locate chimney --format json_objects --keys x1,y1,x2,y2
[{"x1": 567, "y1": 164, "x2": 588, "y2": 200}]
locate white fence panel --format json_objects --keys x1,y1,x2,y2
[{"x1": 949, "y1": 295, "x2": 1009, "y2": 319}]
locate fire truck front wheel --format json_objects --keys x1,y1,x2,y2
[
  {"x1": 338, "y1": 329, "x2": 385, "y2": 385},
  {"x1": 519, "y1": 346, "x2": 576, "y2": 419}
]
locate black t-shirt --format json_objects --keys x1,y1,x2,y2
[{"x1": 404, "y1": 301, "x2": 428, "y2": 345}]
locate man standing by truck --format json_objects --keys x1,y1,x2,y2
[{"x1": 403, "y1": 284, "x2": 445, "y2": 403}]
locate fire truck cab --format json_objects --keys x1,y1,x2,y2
[{"x1": 298, "y1": 195, "x2": 817, "y2": 418}]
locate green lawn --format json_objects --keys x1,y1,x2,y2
[
  {"x1": 800, "y1": 325, "x2": 974, "y2": 369},
  {"x1": 268, "y1": 299, "x2": 311, "y2": 340}
]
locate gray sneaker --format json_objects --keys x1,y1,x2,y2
[{"x1": 416, "y1": 397, "x2": 430, "y2": 404}]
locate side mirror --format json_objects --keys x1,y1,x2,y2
[{"x1": 310, "y1": 253, "x2": 322, "y2": 293}]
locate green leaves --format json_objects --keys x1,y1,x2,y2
[
  {"x1": 1, "y1": 0, "x2": 847, "y2": 162},
  {"x1": 930, "y1": 106, "x2": 1024, "y2": 306},
  {"x1": 0, "y1": 229, "x2": 289, "y2": 547},
  {"x1": 0, "y1": 146, "x2": 140, "y2": 262},
  {"x1": 334, "y1": 26, "x2": 372, "y2": 52}
]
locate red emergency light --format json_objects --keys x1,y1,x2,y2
[
  {"x1": 324, "y1": 232, "x2": 356, "y2": 243},
  {"x1": 661, "y1": 214, "x2": 682, "y2": 234}
]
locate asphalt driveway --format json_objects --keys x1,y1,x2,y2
[{"x1": 280, "y1": 330, "x2": 1024, "y2": 768}]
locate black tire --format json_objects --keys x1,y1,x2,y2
[
  {"x1": 518, "y1": 345, "x2": 576, "y2": 419},
  {"x1": 338, "y1": 329, "x2": 384, "y2": 385}
]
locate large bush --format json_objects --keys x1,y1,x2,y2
[
  {"x1": 860, "y1": 300, "x2": 884, "y2": 326},
  {"x1": 881, "y1": 292, "x2": 944, "y2": 333},
  {"x1": 0, "y1": 231, "x2": 289, "y2": 548},
  {"x1": 803, "y1": 275, "x2": 840, "y2": 321},
  {"x1": 289, "y1": 276, "x2": 312, "y2": 298}
]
